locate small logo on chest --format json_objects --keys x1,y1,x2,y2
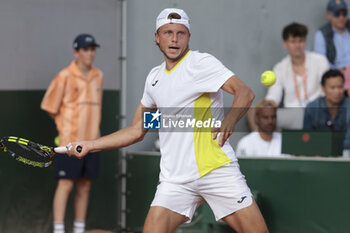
[{"x1": 152, "y1": 80, "x2": 159, "y2": 87}]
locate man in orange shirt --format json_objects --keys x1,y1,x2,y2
[{"x1": 41, "y1": 34, "x2": 103, "y2": 233}]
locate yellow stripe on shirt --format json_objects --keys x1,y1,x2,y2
[
  {"x1": 193, "y1": 93, "x2": 232, "y2": 177},
  {"x1": 165, "y1": 50, "x2": 191, "y2": 74}
]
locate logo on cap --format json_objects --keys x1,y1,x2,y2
[{"x1": 73, "y1": 34, "x2": 100, "y2": 49}]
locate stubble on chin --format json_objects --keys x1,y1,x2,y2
[{"x1": 161, "y1": 46, "x2": 189, "y2": 62}]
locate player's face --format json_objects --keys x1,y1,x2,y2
[
  {"x1": 74, "y1": 46, "x2": 96, "y2": 67},
  {"x1": 256, "y1": 106, "x2": 277, "y2": 134},
  {"x1": 155, "y1": 23, "x2": 191, "y2": 63},
  {"x1": 283, "y1": 36, "x2": 306, "y2": 58},
  {"x1": 327, "y1": 10, "x2": 347, "y2": 31},
  {"x1": 323, "y1": 76, "x2": 344, "y2": 105}
]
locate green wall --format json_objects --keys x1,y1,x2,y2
[
  {"x1": 239, "y1": 158, "x2": 350, "y2": 233},
  {"x1": 125, "y1": 152, "x2": 350, "y2": 233},
  {"x1": 0, "y1": 90, "x2": 120, "y2": 233}
]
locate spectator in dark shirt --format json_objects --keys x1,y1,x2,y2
[{"x1": 303, "y1": 69, "x2": 350, "y2": 149}]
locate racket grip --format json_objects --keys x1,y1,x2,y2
[
  {"x1": 76, "y1": 145, "x2": 82, "y2": 153},
  {"x1": 54, "y1": 146, "x2": 68, "y2": 153}
]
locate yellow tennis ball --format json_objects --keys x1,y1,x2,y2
[
  {"x1": 261, "y1": 70, "x2": 276, "y2": 87},
  {"x1": 54, "y1": 136, "x2": 60, "y2": 146}
]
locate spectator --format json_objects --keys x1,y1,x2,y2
[
  {"x1": 303, "y1": 69, "x2": 350, "y2": 150},
  {"x1": 41, "y1": 34, "x2": 103, "y2": 233},
  {"x1": 314, "y1": 0, "x2": 350, "y2": 71},
  {"x1": 237, "y1": 100, "x2": 282, "y2": 157},
  {"x1": 266, "y1": 22, "x2": 329, "y2": 108}
]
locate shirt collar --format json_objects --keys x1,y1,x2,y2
[
  {"x1": 320, "y1": 96, "x2": 346, "y2": 110},
  {"x1": 67, "y1": 60, "x2": 98, "y2": 80},
  {"x1": 331, "y1": 26, "x2": 350, "y2": 35}
]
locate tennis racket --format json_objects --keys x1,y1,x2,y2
[{"x1": 0, "y1": 136, "x2": 81, "y2": 168}]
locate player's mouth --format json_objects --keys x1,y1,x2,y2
[{"x1": 168, "y1": 46, "x2": 180, "y2": 52}]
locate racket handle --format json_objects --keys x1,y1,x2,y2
[
  {"x1": 54, "y1": 146, "x2": 68, "y2": 153},
  {"x1": 54, "y1": 145, "x2": 82, "y2": 153}
]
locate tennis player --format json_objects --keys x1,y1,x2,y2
[{"x1": 67, "y1": 8, "x2": 268, "y2": 233}]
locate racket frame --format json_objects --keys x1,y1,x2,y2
[{"x1": 1, "y1": 136, "x2": 59, "y2": 168}]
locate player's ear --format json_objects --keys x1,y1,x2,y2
[
  {"x1": 72, "y1": 49, "x2": 79, "y2": 59},
  {"x1": 155, "y1": 32, "x2": 160, "y2": 44}
]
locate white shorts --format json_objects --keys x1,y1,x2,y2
[{"x1": 151, "y1": 161, "x2": 252, "y2": 222}]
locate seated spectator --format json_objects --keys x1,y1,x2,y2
[
  {"x1": 303, "y1": 69, "x2": 350, "y2": 149},
  {"x1": 248, "y1": 22, "x2": 329, "y2": 131},
  {"x1": 266, "y1": 22, "x2": 329, "y2": 108},
  {"x1": 314, "y1": 0, "x2": 350, "y2": 71},
  {"x1": 237, "y1": 100, "x2": 282, "y2": 157}
]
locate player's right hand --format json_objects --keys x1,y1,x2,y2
[{"x1": 66, "y1": 141, "x2": 91, "y2": 159}]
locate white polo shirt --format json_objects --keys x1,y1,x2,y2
[
  {"x1": 236, "y1": 132, "x2": 282, "y2": 157},
  {"x1": 141, "y1": 50, "x2": 237, "y2": 183},
  {"x1": 265, "y1": 51, "x2": 329, "y2": 107}
]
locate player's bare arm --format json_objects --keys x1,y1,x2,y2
[
  {"x1": 213, "y1": 75, "x2": 255, "y2": 146},
  {"x1": 67, "y1": 103, "x2": 150, "y2": 158}
]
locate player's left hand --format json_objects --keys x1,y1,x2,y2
[{"x1": 212, "y1": 119, "x2": 235, "y2": 147}]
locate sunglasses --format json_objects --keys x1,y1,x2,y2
[{"x1": 333, "y1": 10, "x2": 348, "y2": 17}]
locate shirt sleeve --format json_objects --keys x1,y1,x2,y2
[
  {"x1": 314, "y1": 31, "x2": 327, "y2": 57},
  {"x1": 265, "y1": 65, "x2": 283, "y2": 106},
  {"x1": 344, "y1": 106, "x2": 350, "y2": 149},
  {"x1": 140, "y1": 72, "x2": 157, "y2": 108},
  {"x1": 40, "y1": 73, "x2": 66, "y2": 114},
  {"x1": 194, "y1": 54, "x2": 234, "y2": 93},
  {"x1": 303, "y1": 106, "x2": 313, "y2": 129},
  {"x1": 318, "y1": 54, "x2": 330, "y2": 74},
  {"x1": 344, "y1": 65, "x2": 350, "y2": 90},
  {"x1": 344, "y1": 130, "x2": 350, "y2": 149}
]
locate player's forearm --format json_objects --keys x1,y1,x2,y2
[
  {"x1": 225, "y1": 87, "x2": 255, "y2": 125},
  {"x1": 91, "y1": 125, "x2": 145, "y2": 151}
]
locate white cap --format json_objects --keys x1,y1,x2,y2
[{"x1": 156, "y1": 8, "x2": 190, "y2": 32}]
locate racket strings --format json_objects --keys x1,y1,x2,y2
[{"x1": 2, "y1": 140, "x2": 53, "y2": 167}]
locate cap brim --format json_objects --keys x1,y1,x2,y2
[
  {"x1": 80, "y1": 43, "x2": 100, "y2": 49},
  {"x1": 328, "y1": 5, "x2": 348, "y2": 12}
]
